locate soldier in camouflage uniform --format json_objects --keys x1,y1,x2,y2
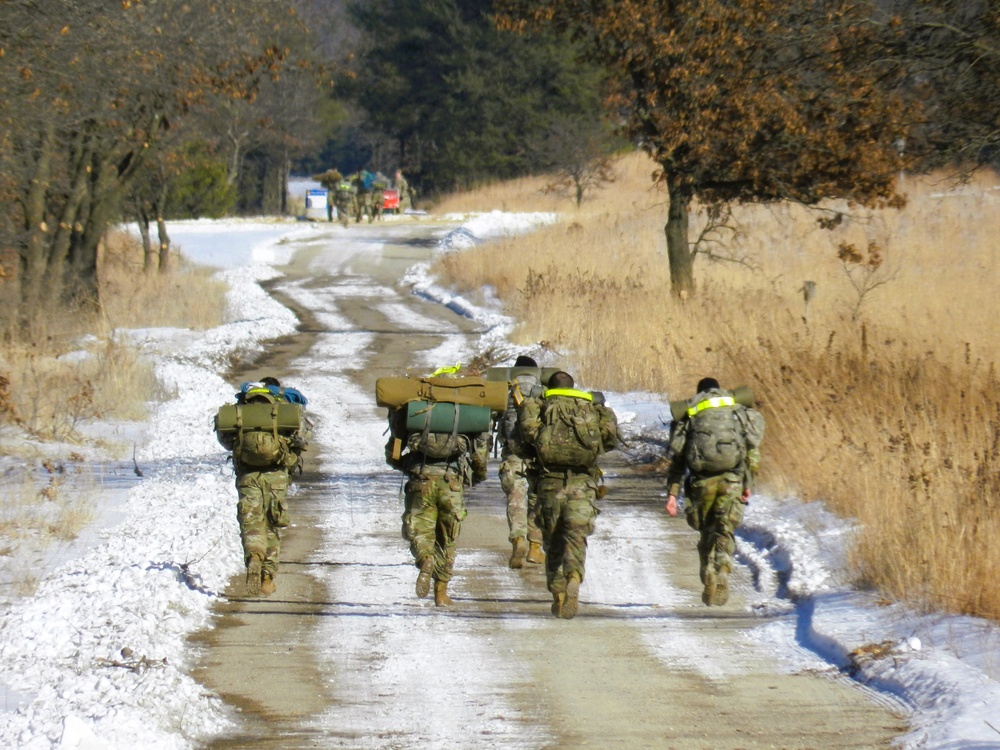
[
  {"x1": 311, "y1": 168, "x2": 343, "y2": 222},
  {"x1": 369, "y1": 172, "x2": 388, "y2": 222},
  {"x1": 394, "y1": 169, "x2": 413, "y2": 211},
  {"x1": 226, "y1": 377, "x2": 309, "y2": 597},
  {"x1": 384, "y1": 371, "x2": 490, "y2": 607},
  {"x1": 498, "y1": 355, "x2": 545, "y2": 568},
  {"x1": 665, "y1": 377, "x2": 764, "y2": 607},
  {"x1": 353, "y1": 170, "x2": 373, "y2": 223},
  {"x1": 518, "y1": 371, "x2": 620, "y2": 619},
  {"x1": 333, "y1": 177, "x2": 355, "y2": 228}
]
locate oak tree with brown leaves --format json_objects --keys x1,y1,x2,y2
[{"x1": 495, "y1": 0, "x2": 914, "y2": 295}]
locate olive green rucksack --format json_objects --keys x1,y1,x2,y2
[
  {"x1": 237, "y1": 430, "x2": 288, "y2": 467},
  {"x1": 215, "y1": 394, "x2": 302, "y2": 468},
  {"x1": 683, "y1": 390, "x2": 763, "y2": 474},
  {"x1": 534, "y1": 397, "x2": 604, "y2": 469}
]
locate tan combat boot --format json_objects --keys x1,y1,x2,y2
[
  {"x1": 561, "y1": 573, "x2": 582, "y2": 619},
  {"x1": 416, "y1": 556, "x2": 434, "y2": 599},
  {"x1": 509, "y1": 537, "x2": 528, "y2": 569},
  {"x1": 526, "y1": 542, "x2": 545, "y2": 564},
  {"x1": 701, "y1": 568, "x2": 717, "y2": 607},
  {"x1": 260, "y1": 573, "x2": 276, "y2": 597},
  {"x1": 550, "y1": 591, "x2": 565, "y2": 618},
  {"x1": 434, "y1": 580, "x2": 453, "y2": 607},
  {"x1": 711, "y1": 566, "x2": 730, "y2": 606},
  {"x1": 245, "y1": 554, "x2": 263, "y2": 597}
]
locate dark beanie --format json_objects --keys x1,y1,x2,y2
[
  {"x1": 697, "y1": 377, "x2": 720, "y2": 393},
  {"x1": 514, "y1": 355, "x2": 537, "y2": 367}
]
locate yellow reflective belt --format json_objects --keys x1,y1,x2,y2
[
  {"x1": 543, "y1": 388, "x2": 593, "y2": 401},
  {"x1": 432, "y1": 362, "x2": 462, "y2": 376},
  {"x1": 687, "y1": 396, "x2": 735, "y2": 417}
]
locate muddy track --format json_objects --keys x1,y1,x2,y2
[{"x1": 191, "y1": 222, "x2": 906, "y2": 749}]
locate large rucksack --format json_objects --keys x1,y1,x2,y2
[
  {"x1": 215, "y1": 392, "x2": 304, "y2": 468},
  {"x1": 683, "y1": 391, "x2": 758, "y2": 473},
  {"x1": 534, "y1": 395, "x2": 605, "y2": 468}
]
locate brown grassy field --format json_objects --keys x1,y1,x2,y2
[
  {"x1": 432, "y1": 152, "x2": 1000, "y2": 621},
  {"x1": 0, "y1": 230, "x2": 226, "y2": 591},
  {"x1": 0, "y1": 231, "x2": 226, "y2": 443}
]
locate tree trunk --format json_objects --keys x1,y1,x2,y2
[
  {"x1": 664, "y1": 173, "x2": 694, "y2": 297},
  {"x1": 261, "y1": 155, "x2": 283, "y2": 215},
  {"x1": 21, "y1": 121, "x2": 57, "y2": 314},
  {"x1": 155, "y1": 183, "x2": 170, "y2": 273},
  {"x1": 138, "y1": 208, "x2": 155, "y2": 273}
]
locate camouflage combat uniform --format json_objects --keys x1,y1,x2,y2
[
  {"x1": 334, "y1": 179, "x2": 355, "y2": 228},
  {"x1": 227, "y1": 385, "x2": 308, "y2": 596},
  {"x1": 353, "y1": 170, "x2": 373, "y2": 223},
  {"x1": 394, "y1": 171, "x2": 412, "y2": 211},
  {"x1": 311, "y1": 168, "x2": 342, "y2": 222},
  {"x1": 518, "y1": 388, "x2": 620, "y2": 619},
  {"x1": 369, "y1": 173, "x2": 388, "y2": 222},
  {"x1": 385, "y1": 410, "x2": 489, "y2": 605},
  {"x1": 498, "y1": 370, "x2": 544, "y2": 567},
  {"x1": 665, "y1": 387, "x2": 764, "y2": 606}
]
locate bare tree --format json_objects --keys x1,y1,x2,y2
[{"x1": 0, "y1": 0, "x2": 301, "y2": 322}]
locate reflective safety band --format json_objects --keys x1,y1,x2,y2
[
  {"x1": 431, "y1": 362, "x2": 462, "y2": 376},
  {"x1": 543, "y1": 388, "x2": 593, "y2": 401},
  {"x1": 687, "y1": 396, "x2": 735, "y2": 417}
]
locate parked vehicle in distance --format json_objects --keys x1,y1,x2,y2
[{"x1": 382, "y1": 189, "x2": 400, "y2": 214}]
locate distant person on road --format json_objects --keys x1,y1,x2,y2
[
  {"x1": 353, "y1": 169, "x2": 375, "y2": 223},
  {"x1": 311, "y1": 168, "x2": 343, "y2": 222},
  {"x1": 663, "y1": 377, "x2": 764, "y2": 606},
  {"x1": 369, "y1": 171, "x2": 389, "y2": 222},
  {"x1": 394, "y1": 169, "x2": 414, "y2": 211},
  {"x1": 333, "y1": 177, "x2": 355, "y2": 228},
  {"x1": 217, "y1": 376, "x2": 309, "y2": 597},
  {"x1": 518, "y1": 371, "x2": 620, "y2": 619},
  {"x1": 384, "y1": 366, "x2": 490, "y2": 607},
  {"x1": 497, "y1": 354, "x2": 545, "y2": 569}
]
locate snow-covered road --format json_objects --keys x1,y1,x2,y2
[{"x1": 2, "y1": 214, "x2": 999, "y2": 749}]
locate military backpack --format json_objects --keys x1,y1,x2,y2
[
  {"x1": 215, "y1": 390, "x2": 304, "y2": 469},
  {"x1": 533, "y1": 392, "x2": 605, "y2": 469},
  {"x1": 682, "y1": 390, "x2": 763, "y2": 473}
]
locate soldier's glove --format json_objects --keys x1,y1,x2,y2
[{"x1": 288, "y1": 434, "x2": 308, "y2": 453}]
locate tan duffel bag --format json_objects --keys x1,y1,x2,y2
[{"x1": 375, "y1": 375, "x2": 508, "y2": 411}]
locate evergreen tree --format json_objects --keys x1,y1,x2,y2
[{"x1": 348, "y1": 0, "x2": 609, "y2": 195}]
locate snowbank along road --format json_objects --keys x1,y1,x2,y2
[{"x1": 193, "y1": 219, "x2": 906, "y2": 748}]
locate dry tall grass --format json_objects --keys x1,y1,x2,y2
[
  {"x1": 431, "y1": 152, "x2": 1000, "y2": 621},
  {"x1": 0, "y1": 230, "x2": 227, "y2": 442}
]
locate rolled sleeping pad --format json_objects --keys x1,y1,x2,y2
[
  {"x1": 375, "y1": 376, "x2": 508, "y2": 411},
  {"x1": 669, "y1": 384, "x2": 755, "y2": 422},
  {"x1": 215, "y1": 402, "x2": 304, "y2": 434},
  {"x1": 404, "y1": 400, "x2": 493, "y2": 433}
]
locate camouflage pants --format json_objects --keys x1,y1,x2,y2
[
  {"x1": 684, "y1": 473, "x2": 746, "y2": 581},
  {"x1": 534, "y1": 471, "x2": 600, "y2": 594},
  {"x1": 354, "y1": 192, "x2": 370, "y2": 222},
  {"x1": 335, "y1": 199, "x2": 352, "y2": 227},
  {"x1": 499, "y1": 454, "x2": 542, "y2": 544},
  {"x1": 236, "y1": 468, "x2": 291, "y2": 578},
  {"x1": 402, "y1": 470, "x2": 467, "y2": 583}
]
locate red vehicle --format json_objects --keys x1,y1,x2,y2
[{"x1": 382, "y1": 188, "x2": 400, "y2": 214}]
